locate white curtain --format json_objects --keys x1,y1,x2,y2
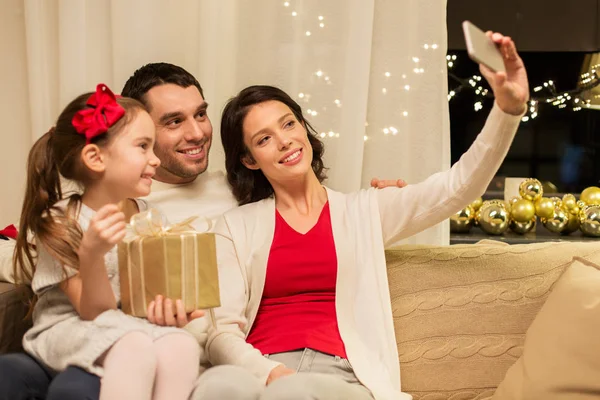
[{"x1": 1, "y1": 0, "x2": 449, "y2": 244}]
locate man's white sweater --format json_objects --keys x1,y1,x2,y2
[{"x1": 141, "y1": 171, "x2": 238, "y2": 230}]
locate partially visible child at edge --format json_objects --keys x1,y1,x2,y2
[{"x1": 13, "y1": 84, "x2": 201, "y2": 400}]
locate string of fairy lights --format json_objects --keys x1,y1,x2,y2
[
  {"x1": 447, "y1": 54, "x2": 600, "y2": 121},
  {"x1": 282, "y1": 2, "x2": 343, "y2": 139},
  {"x1": 281, "y1": 0, "x2": 446, "y2": 142},
  {"x1": 281, "y1": 0, "x2": 599, "y2": 140}
]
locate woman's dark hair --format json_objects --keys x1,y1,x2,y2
[{"x1": 220, "y1": 85, "x2": 327, "y2": 205}]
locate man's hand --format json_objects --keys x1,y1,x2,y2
[
  {"x1": 79, "y1": 204, "x2": 126, "y2": 259},
  {"x1": 147, "y1": 295, "x2": 205, "y2": 327},
  {"x1": 370, "y1": 178, "x2": 407, "y2": 189},
  {"x1": 266, "y1": 365, "x2": 295, "y2": 385}
]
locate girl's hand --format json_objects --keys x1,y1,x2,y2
[
  {"x1": 480, "y1": 32, "x2": 529, "y2": 116},
  {"x1": 79, "y1": 204, "x2": 126, "y2": 259},
  {"x1": 147, "y1": 295, "x2": 205, "y2": 327}
]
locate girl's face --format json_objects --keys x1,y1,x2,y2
[
  {"x1": 241, "y1": 100, "x2": 313, "y2": 185},
  {"x1": 101, "y1": 110, "x2": 161, "y2": 199}
]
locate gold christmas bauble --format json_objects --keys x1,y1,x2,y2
[
  {"x1": 450, "y1": 205, "x2": 475, "y2": 233},
  {"x1": 561, "y1": 212, "x2": 581, "y2": 234},
  {"x1": 511, "y1": 199, "x2": 536, "y2": 223},
  {"x1": 568, "y1": 206, "x2": 580, "y2": 216},
  {"x1": 519, "y1": 178, "x2": 543, "y2": 202},
  {"x1": 579, "y1": 205, "x2": 600, "y2": 237},
  {"x1": 550, "y1": 197, "x2": 563, "y2": 209},
  {"x1": 479, "y1": 202, "x2": 510, "y2": 235},
  {"x1": 509, "y1": 217, "x2": 536, "y2": 234},
  {"x1": 504, "y1": 197, "x2": 518, "y2": 213},
  {"x1": 580, "y1": 186, "x2": 600, "y2": 205},
  {"x1": 562, "y1": 194, "x2": 577, "y2": 211},
  {"x1": 534, "y1": 197, "x2": 554, "y2": 219},
  {"x1": 471, "y1": 197, "x2": 483, "y2": 212},
  {"x1": 541, "y1": 207, "x2": 569, "y2": 233},
  {"x1": 481, "y1": 199, "x2": 508, "y2": 210}
]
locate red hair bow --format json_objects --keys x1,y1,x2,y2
[{"x1": 72, "y1": 84, "x2": 125, "y2": 143}]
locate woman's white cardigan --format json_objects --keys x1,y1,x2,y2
[{"x1": 199, "y1": 104, "x2": 521, "y2": 399}]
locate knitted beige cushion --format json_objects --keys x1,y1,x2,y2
[
  {"x1": 0, "y1": 240, "x2": 16, "y2": 283},
  {"x1": 0, "y1": 240, "x2": 32, "y2": 285},
  {"x1": 492, "y1": 251, "x2": 600, "y2": 400},
  {"x1": 385, "y1": 240, "x2": 600, "y2": 400}
]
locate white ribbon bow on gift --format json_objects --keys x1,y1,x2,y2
[{"x1": 129, "y1": 209, "x2": 212, "y2": 237}]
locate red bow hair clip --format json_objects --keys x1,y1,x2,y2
[{"x1": 72, "y1": 84, "x2": 125, "y2": 143}]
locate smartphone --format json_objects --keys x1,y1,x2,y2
[{"x1": 462, "y1": 20, "x2": 505, "y2": 73}]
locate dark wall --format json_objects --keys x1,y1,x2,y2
[
  {"x1": 448, "y1": 0, "x2": 600, "y2": 52},
  {"x1": 446, "y1": 1, "x2": 600, "y2": 193}
]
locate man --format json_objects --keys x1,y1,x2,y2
[{"x1": 0, "y1": 63, "x2": 405, "y2": 400}]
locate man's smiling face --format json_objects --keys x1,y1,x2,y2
[{"x1": 145, "y1": 84, "x2": 213, "y2": 184}]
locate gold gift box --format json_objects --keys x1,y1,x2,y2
[{"x1": 117, "y1": 231, "x2": 221, "y2": 317}]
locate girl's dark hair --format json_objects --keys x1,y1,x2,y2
[
  {"x1": 220, "y1": 85, "x2": 327, "y2": 205},
  {"x1": 14, "y1": 93, "x2": 145, "y2": 294}
]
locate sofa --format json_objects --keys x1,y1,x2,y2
[
  {"x1": 0, "y1": 239, "x2": 32, "y2": 354},
  {"x1": 1, "y1": 239, "x2": 599, "y2": 399},
  {"x1": 386, "y1": 240, "x2": 600, "y2": 399}
]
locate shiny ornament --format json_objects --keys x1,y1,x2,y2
[
  {"x1": 474, "y1": 209, "x2": 481, "y2": 227},
  {"x1": 579, "y1": 205, "x2": 600, "y2": 237},
  {"x1": 534, "y1": 197, "x2": 554, "y2": 219},
  {"x1": 561, "y1": 212, "x2": 581, "y2": 234},
  {"x1": 509, "y1": 217, "x2": 536, "y2": 234},
  {"x1": 519, "y1": 178, "x2": 543, "y2": 202},
  {"x1": 580, "y1": 186, "x2": 600, "y2": 205},
  {"x1": 479, "y1": 202, "x2": 510, "y2": 235},
  {"x1": 541, "y1": 207, "x2": 569, "y2": 233},
  {"x1": 562, "y1": 194, "x2": 578, "y2": 211},
  {"x1": 481, "y1": 199, "x2": 508, "y2": 210},
  {"x1": 550, "y1": 197, "x2": 563, "y2": 209},
  {"x1": 505, "y1": 197, "x2": 518, "y2": 213},
  {"x1": 471, "y1": 197, "x2": 483, "y2": 212},
  {"x1": 450, "y1": 206, "x2": 475, "y2": 233},
  {"x1": 568, "y1": 206, "x2": 580, "y2": 216},
  {"x1": 511, "y1": 199, "x2": 536, "y2": 223}
]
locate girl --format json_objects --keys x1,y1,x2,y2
[
  {"x1": 14, "y1": 84, "x2": 200, "y2": 400},
  {"x1": 199, "y1": 33, "x2": 529, "y2": 399}
]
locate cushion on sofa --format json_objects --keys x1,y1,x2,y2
[
  {"x1": 385, "y1": 240, "x2": 600, "y2": 400},
  {"x1": 0, "y1": 239, "x2": 16, "y2": 283},
  {"x1": 0, "y1": 282, "x2": 33, "y2": 353},
  {"x1": 492, "y1": 250, "x2": 600, "y2": 400},
  {"x1": 0, "y1": 239, "x2": 32, "y2": 284}
]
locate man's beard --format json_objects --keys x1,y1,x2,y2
[{"x1": 157, "y1": 150, "x2": 208, "y2": 179}]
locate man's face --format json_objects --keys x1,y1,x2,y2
[{"x1": 145, "y1": 84, "x2": 213, "y2": 184}]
